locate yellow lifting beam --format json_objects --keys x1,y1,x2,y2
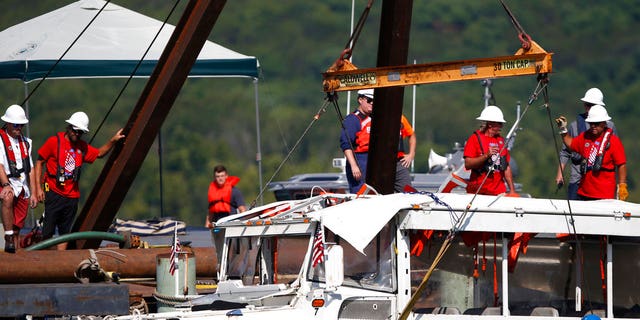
[{"x1": 322, "y1": 40, "x2": 552, "y2": 93}]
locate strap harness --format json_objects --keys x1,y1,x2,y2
[
  {"x1": 0, "y1": 129, "x2": 31, "y2": 178},
  {"x1": 473, "y1": 131, "x2": 507, "y2": 173},
  {"x1": 48, "y1": 133, "x2": 83, "y2": 184}
]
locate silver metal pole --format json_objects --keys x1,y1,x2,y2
[{"x1": 253, "y1": 78, "x2": 263, "y2": 205}]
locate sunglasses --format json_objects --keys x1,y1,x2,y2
[
  {"x1": 365, "y1": 97, "x2": 374, "y2": 104},
  {"x1": 10, "y1": 123, "x2": 24, "y2": 128},
  {"x1": 69, "y1": 127, "x2": 84, "y2": 135}
]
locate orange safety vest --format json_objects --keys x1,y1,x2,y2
[
  {"x1": 353, "y1": 111, "x2": 371, "y2": 153},
  {"x1": 208, "y1": 175, "x2": 240, "y2": 214},
  {"x1": 0, "y1": 129, "x2": 30, "y2": 178}
]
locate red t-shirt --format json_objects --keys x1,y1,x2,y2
[
  {"x1": 570, "y1": 130, "x2": 626, "y2": 199},
  {"x1": 463, "y1": 130, "x2": 510, "y2": 195},
  {"x1": 38, "y1": 132, "x2": 99, "y2": 198}
]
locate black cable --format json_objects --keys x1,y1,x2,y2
[
  {"x1": 544, "y1": 77, "x2": 593, "y2": 311},
  {"x1": 21, "y1": 1, "x2": 112, "y2": 106},
  {"x1": 89, "y1": 0, "x2": 181, "y2": 144},
  {"x1": 249, "y1": 99, "x2": 330, "y2": 208}
]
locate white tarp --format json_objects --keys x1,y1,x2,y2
[{"x1": 0, "y1": 0, "x2": 259, "y2": 81}]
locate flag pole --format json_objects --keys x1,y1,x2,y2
[{"x1": 173, "y1": 221, "x2": 179, "y2": 296}]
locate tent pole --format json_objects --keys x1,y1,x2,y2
[
  {"x1": 23, "y1": 81, "x2": 35, "y2": 227},
  {"x1": 253, "y1": 77, "x2": 263, "y2": 205}
]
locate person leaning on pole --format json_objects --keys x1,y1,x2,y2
[{"x1": 34, "y1": 111, "x2": 125, "y2": 250}]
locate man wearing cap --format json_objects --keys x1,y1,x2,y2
[
  {"x1": 556, "y1": 105, "x2": 627, "y2": 200},
  {"x1": 34, "y1": 111, "x2": 125, "y2": 250},
  {"x1": 340, "y1": 89, "x2": 418, "y2": 193},
  {"x1": 0, "y1": 105, "x2": 37, "y2": 253},
  {"x1": 340, "y1": 89, "x2": 375, "y2": 193},
  {"x1": 556, "y1": 88, "x2": 617, "y2": 200}
]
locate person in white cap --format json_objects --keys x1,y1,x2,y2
[
  {"x1": 34, "y1": 111, "x2": 125, "y2": 250},
  {"x1": 556, "y1": 88, "x2": 617, "y2": 200},
  {"x1": 339, "y1": 89, "x2": 418, "y2": 193},
  {"x1": 0, "y1": 105, "x2": 37, "y2": 253},
  {"x1": 463, "y1": 105, "x2": 517, "y2": 196},
  {"x1": 556, "y1": 105, "x2": 627, "y2": 200},
  {"x1": 340, "y1": 89, "x2": 375, "y2": 193}
]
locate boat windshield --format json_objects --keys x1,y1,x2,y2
[
  {"x1": 225, "y1": 235, "x2": 308, "y2": 285},
  {"x1": 307, "y1": 223, "x2": 396, "y2": 293}
]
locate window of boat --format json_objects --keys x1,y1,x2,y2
[
  {"x1": 307, "y1": 223, "x2": 396, "y2": 293},
  {"x1": 225, "y1": 235, "x2": 308, "y2": 286}
]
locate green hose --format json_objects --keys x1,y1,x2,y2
[{"x1": 26, "y1": 231, "x2": 125, "y2": 251}]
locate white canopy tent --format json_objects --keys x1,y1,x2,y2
[{"x1": 0, "y1": 0, "x2": 265, "y2": 208}]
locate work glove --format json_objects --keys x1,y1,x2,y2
[
  {"x1": 555, "y1": 116, "x2": 568, "y2": 135},
  {"x1": 618, "y1": 182, "x2": 629, "y2": 201}
]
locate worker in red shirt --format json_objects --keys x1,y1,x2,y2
[
  {"x1": 463, "y1": 105, "x2": 517, "y2": 196},
  {"x1": 34, "y1": 111, "x2": 125, "y2": 250},
  {"x1": 557, "y1": 105, "x2": 627, "y2": 200}
]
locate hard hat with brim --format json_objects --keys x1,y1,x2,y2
[
  {"x1": 1, "y1": 104, "x2": 29, "y2": 124},
  {"x1": 65, "y1": 111, "x2": 90, "y2": 132},
  {"x1": 476, "y1": 105, "x2": 506, "y2": 123},
  {"x1": 580, "y1": 87, "x2": 605, "y2": 106},
  {"x1": 585, "y1": 104, "x2": 611, "y2": 122}
]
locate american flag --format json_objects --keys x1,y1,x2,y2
[
  {"x1": 64, "y1": 152, "x2": 76, "y2": 173},
  {"x1": 169, "y1": 235, "x2": 181, "y2": 275},
  {"x1": 311, "y1": 225, "x2": 324, "y2": 268}
]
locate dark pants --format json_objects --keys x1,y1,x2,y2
[
  {"x1": 568, "y1": 182, "x2": 580, "y2": 200},
  {"x1": 42, "y1": 191, "x2": 78, "y2": 239}
]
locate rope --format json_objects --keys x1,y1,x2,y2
[
  {"x1": 89, "y1": 0, "x2": 181, "y2": 144},
  {"x1": 250, "y1": 99, "x2": 330, "y2": 208},
  {"x1": 21, "y1": 1, "x2": 112, "y2": 105}
]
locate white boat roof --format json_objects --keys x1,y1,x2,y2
[
  {"x1": 219, "y1": 193, "x2": 640, "y2": 255},
  {"x1": 317, "y1": 193, "x2": 640, "y2": 254}
]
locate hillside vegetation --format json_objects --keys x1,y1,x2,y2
[{"x1": 0, "y1": 0, "x2": 638, "y2": 226}]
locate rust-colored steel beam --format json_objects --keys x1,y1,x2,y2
[
  {"x1": 71, "y1": 0, "x2": 227, "y2": 249},
  {"x1": 366, "y1": 0, "x2": 413, "y2": 194},
  {"x1": 0, "y1": 247, "x2": 215, "y2": 284}
]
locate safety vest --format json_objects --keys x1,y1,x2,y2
[
  {"x1": 353, "y1": 111, "x2": 371, "y2": 153},
  {"x1": 0, "y1": 129, "x2": 30, "y2": 178},
  {"x1": 208, "y1": 176, "x2": 240, "y2": 214}
]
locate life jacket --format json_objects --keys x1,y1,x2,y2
[
  {"x1": 473, "y1": 131, "x2": 508, "y2": 173},
  {"x1": 49, "y1": 132, "x2": 85, "y2": 184},
  {"x1": 0, "y1": 129, "x2": 30, "y2": 178},
  {"x1": 353, "y1": 111, "x2": 371, "y2": 153},
  {"x1": 208, "y1": 176, "x2": 240, "y2": 214}
]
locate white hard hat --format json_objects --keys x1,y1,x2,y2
[
  {"x1": 1, "y1": 104, "x2": 28, "y2": 124},
  {"x1": 585, "y1": 105, "x2": 611, "y2": 123},
  {"x1": 65, "y1": 111, "x2": 90, "y2": 132},
  {"x1": 357, "y1": 89, "x2": 374, "y2": 99},
  {"x1": 476, "y1": 105, "x2": 506, "y2": 123},
  {"x1": 580, "y1": 87, "x2": 605, "y2": 106}
]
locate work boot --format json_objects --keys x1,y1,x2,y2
[{"x1": 4, "y1": 235, "x2": 15, "y2": 253}]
